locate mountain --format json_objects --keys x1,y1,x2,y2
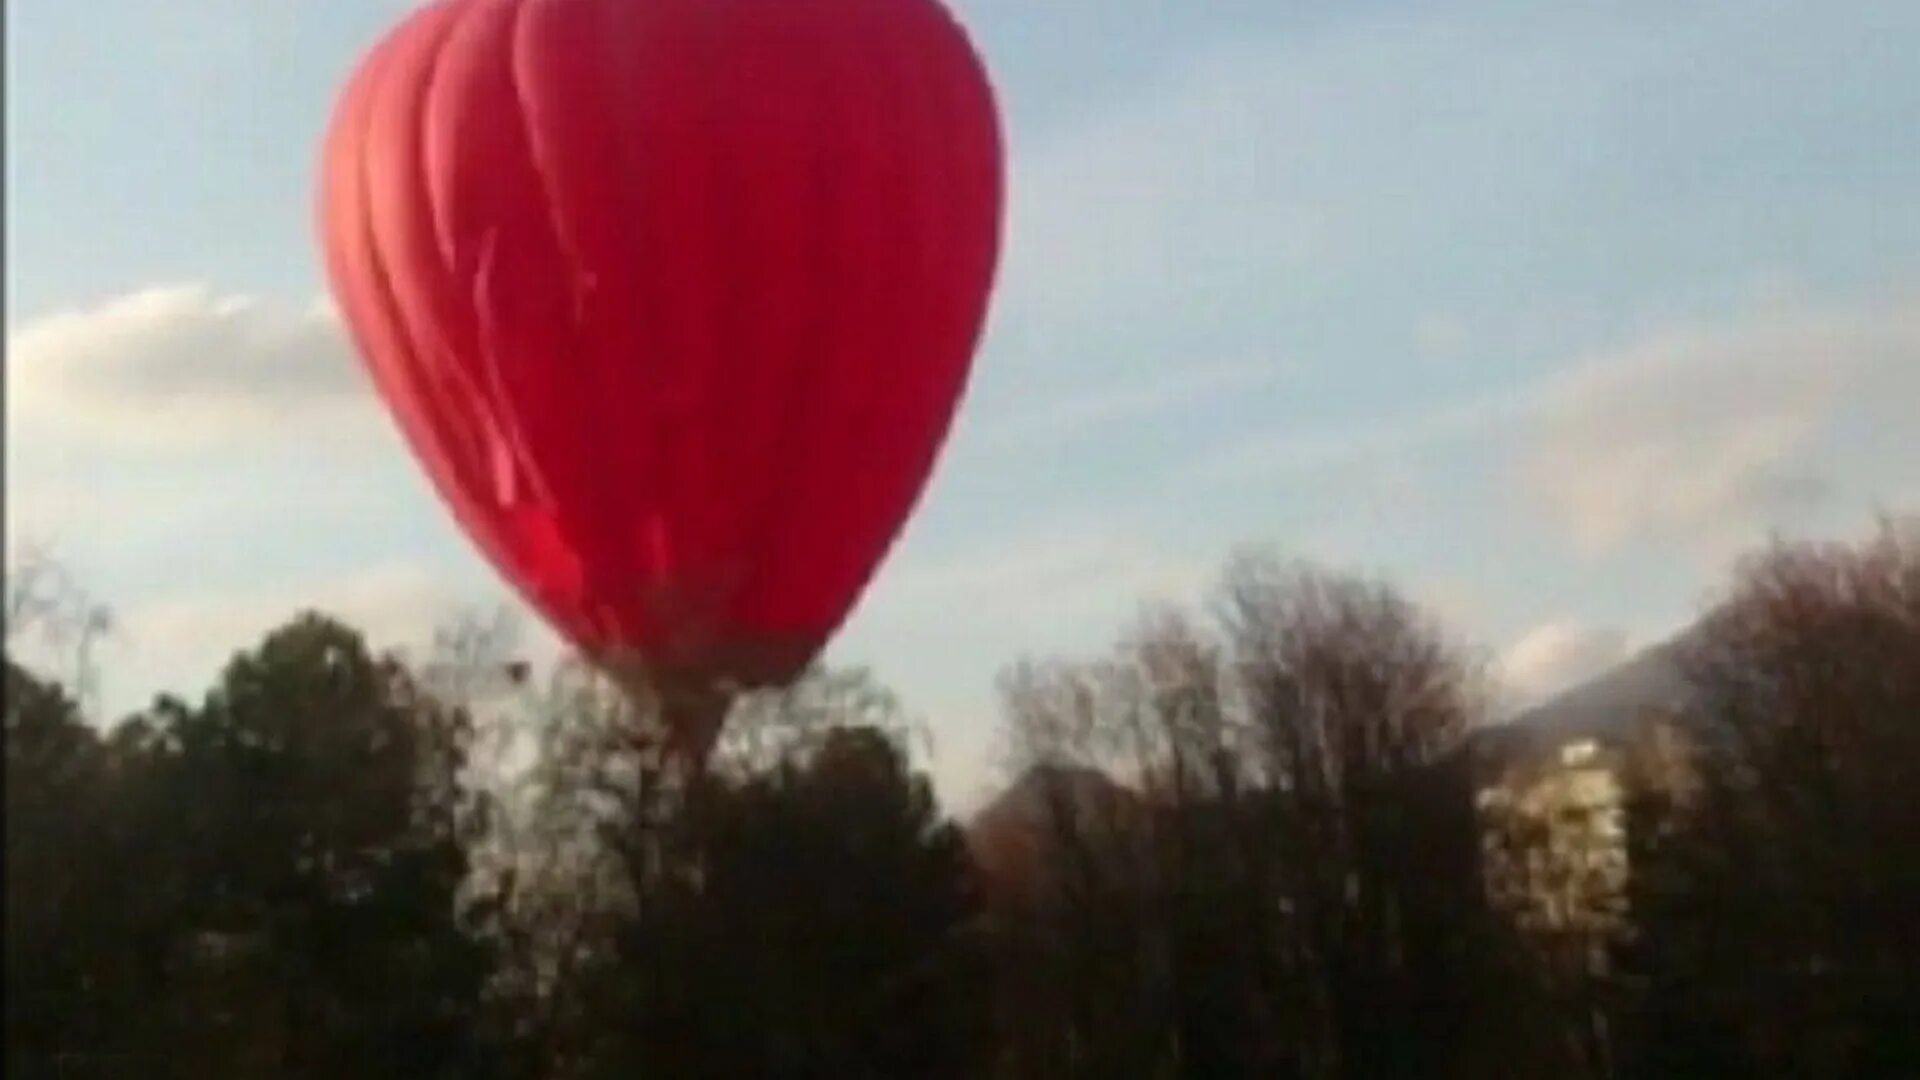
[{"x1": 1509, "y1": 638, "x2": 1693, "y2": 741}]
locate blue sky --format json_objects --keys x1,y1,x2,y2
[{"x1": 9, "y1": 0, "x2": 1918, "y2": 810}]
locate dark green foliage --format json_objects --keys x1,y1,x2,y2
[
  {"x1": 5, "y1": 615, "x2": 499, "y2": 1079},
  {"x1": 5, "y1": 660, "x2": 123, "y2": 1072},
  {"x1": 576, "y1": 725, "x2": 990, "y2": 1079}
]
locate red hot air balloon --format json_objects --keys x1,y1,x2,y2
[{"x1": 319, "y1": 0, "x2": 1003, "y2": 761}]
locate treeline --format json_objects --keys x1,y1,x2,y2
[
  {"x1": 5, "y1": 520, "x2": 1917, "y2": 1077},
  {"x1": 978, "y1": 525, "x2": 1920, "y2": 1077}
]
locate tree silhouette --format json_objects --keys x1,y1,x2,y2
[
  {"x1": 5, "y1": 614, "x2": 501, "y2": 1078},
  {"x1": 572, "y1": 723, "x2": 987, "y2": 1078},
  {"x1": 474, "y1": 662, "x2": 982, "y2": 1078},
  {"x1": 10, "y1": 520, "x2": 1918, "y2": 1077},
  {"x1": 5, "y1": 658, "x2": 121, "y2": 1074},
  {"x1": 989, "y1": 552, "x2": 1493, "y2": 1078},
  {"x1": 1614, "y1": 520, "x2": 1920, "y2": 1077}
]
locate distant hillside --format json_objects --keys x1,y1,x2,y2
[{"x1": 1509, "y1": 639, "x2": 1693, "y2": 741}]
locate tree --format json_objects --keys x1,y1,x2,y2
[
  {"x1": 4, "y1": 548, "x2": 113, "y2": 713},
  {"x1": 585, "y1": 725, "x2": 988, "y2": 1078},
  {"x1": 484, "y1": 663, "x2": 985, "y2": 1078},
  {"x1": 168, "y1": 613, "x2": 502, "y2": 1077},
  {"x1": 1618, "y1": 519, "x2": 1920, "y2": 1077},
  {"x1": 4, "y1": 658, "x2": 122, "y2": 1075},
  {"x1": 989, "y1": 552, "x2": 1493, "y2": 1078},
  {"x1": 1217, "y1": 551, "x2": 1490, "y2": 1078},
  {"x1": 4, "y1": 614, "x2": 504, "y2": 1078},
  {"x1": 5, "y1": 553, "x2": 173, "y2": 1077}
]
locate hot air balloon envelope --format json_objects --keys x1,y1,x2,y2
[{"x1": 319, "y1": 0, "x2": 1003, "y2": 742}]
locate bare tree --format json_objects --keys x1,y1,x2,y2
[
  {"x1": 4, "y1": 547, "x2": 113, "y2": 711},
  {"x1": 1620, "y1": 516, "x2": 1920, "y2": 1076},
  {"x1": 990, "y1": 551, "x2": 1491, "y2": 1077},
  {"x1": 716, "y1": 664, "x2": 930, "y2": 778},
  {"x1": 1215, "y1": 549, "x2": 1489, "y2": 1078}
]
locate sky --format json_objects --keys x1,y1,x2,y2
[{"x1": 8, "y1": 0, "x2": 1919, "y2": 812}]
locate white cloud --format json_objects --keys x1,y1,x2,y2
[
  {"x1": 1520, "y1": 298, "x2": 1920, "y2": 556},
  {"x1": 8, "y1": 285, "x2": 372, "y2": 448},
  {"x1": 1497, "y1": 620, "x2": 1631, "y2": 710}
]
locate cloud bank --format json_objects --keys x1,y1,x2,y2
[
  {"x1": 9, "y1": 285, "x2": 370, "y2": 448},
  {"x1": 1520, "y1": 299, "x2": 1920, "y2": 556}
]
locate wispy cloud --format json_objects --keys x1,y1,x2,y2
[
  {"x1": 1182, "y1": 293, "x2": 1920, "y2": 555},
  {"x1": 974, "y1": 358, "x2": 1289, "y2": 453},
  {"x1": 1183, "y1": 388, "x2": 1530, "y2": 483},
  {"x1": 1520, "y1": 296, "x2": 1920, "y2": 556}
]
